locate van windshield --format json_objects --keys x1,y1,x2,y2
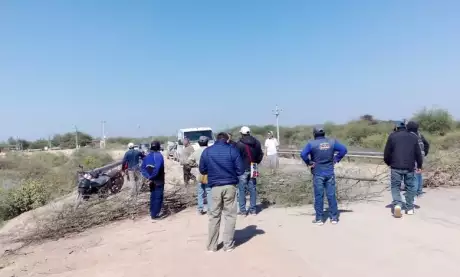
[{"x1": 184, "y1": 130, "x2": 213, "y2": 142}]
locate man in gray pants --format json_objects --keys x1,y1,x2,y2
[
  {"x1": 122, "y1": 142, "x2": 145, "y2": 197},
  {"x1": 199, "y1": 132, "x2": 244, "y2": 252}
]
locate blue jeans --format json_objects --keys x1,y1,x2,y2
[
  {"x1": 238, "y1": 171, "x2": 257, "y2": 213},
  {"x1": 197, "y1": 182, "x2": 212, "y2": 211},
  {"x1": 415, "y1": 173, "x2": 423, "y2": 195},
  {"x1": 149, "y1": 181, "x2": 165, "y2": 218},
  {"x1": 391, "y1": 169, "x2": 416, "y2": 210},
  {"x1": 313, "y1": 174, "x2": 338, "y2": 221}
]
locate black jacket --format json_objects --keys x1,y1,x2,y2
[
  {"x1": 236, "y1": 135, "x2": 264, "y2": 170},
  {"x1": 384, "y1": 130, "x2": 423, "y2": 170}
]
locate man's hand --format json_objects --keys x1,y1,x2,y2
[
  {"x1": 309, "y1": 162, "x2": 316, "y2": 168},
  {"x1": 416, "y1": 168, "x2": 422, "y2": 173}
]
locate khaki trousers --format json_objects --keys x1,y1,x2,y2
[{"x1": 207, "y1": 184, "x2": 237, "y2": 251}]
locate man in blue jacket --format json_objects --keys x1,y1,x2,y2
[
  {"x1": 141, "y1": 141, "x2": 165, "y2": 220},
  {"x1": 122, "y1": 142, "x2": 145, "y2": 197},
  {"x1": 300, "y1": 126, "x2": 348, "y2": 225},
  {"x1": 199, "y1": 132, "x2": 244, "y2": 252}
]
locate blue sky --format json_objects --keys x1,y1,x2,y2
[{"x1": 1, "y1": 0, "x2": 459, "y2": 140}]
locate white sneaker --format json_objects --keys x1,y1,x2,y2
[
  {"x1": 394, "y1": 205, "x2": 402, "y2": 218},
  {"x1": 407, "y1": 209, "x2": 415, "y2": 215}
]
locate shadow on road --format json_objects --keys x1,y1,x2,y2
[{"x1": 234, "y1": 225, "x2": 265, "y2": 247}]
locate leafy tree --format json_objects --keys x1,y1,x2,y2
[
  {"x1": 29, "y1": 139, "x2": 49, "y2": 150},
  {"x1": 51, "y1": 132, "x2": 93, "y2": 148},
  {"x1": 7, "y1": 137, "x2": 16, "y2": 146},
  {"x1": 412, "y1": 108, "x2": 454, "y2": 135}
]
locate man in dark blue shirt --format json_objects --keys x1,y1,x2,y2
[
  {"x1": 301, "y1": 126, "x2": 348, "y2": 225},
  {"x1": 141, "y1": 141, "x2": 165, "y2": 219},
  {"x1": 199, "y1": 132, "x2": 244, "y2": 252},
  {"x1": 122, "y1": 142, "x2": 145, "y2": 197}
]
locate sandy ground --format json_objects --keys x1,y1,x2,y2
[
  {"x1": 1, "y1": 157, "x2": 459, "y2": 277},
  {"x1": 1, "y1": 187, "x2": 459, "y2": 277}
]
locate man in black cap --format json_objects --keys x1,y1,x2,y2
[
  {"x1": 141, "y1": 141, "x2": 166, "y2": 219},
  {"x1": 300, "y1": 126, "x2": 348, "y2": 225},
  {"x1": 384, "y1": 121, "x2": 423, "y2": 218}
]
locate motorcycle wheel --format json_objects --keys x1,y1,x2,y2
[
  {"x1": 109, "y1": 173, "x2": 124, "y2": 194},
  {"x1": 75, "y1": 189, "x2": 88, "y2": 209}
]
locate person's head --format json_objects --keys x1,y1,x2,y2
[
  {"x1": 216, "y1": 132, "x2": 229, "y2": 142},
  {"x1": 183, "y1": 137, "x2": 190, "y2": 146},
  {"x1": 312, "y1": 126, "x2": 325, "y2": 138},
  {"x1": 406, "y1": 121, "x2": 419, "y2": 133},
  {"x1": 128, "y1": 142, "x2": 135, "y2": 149},
  {"x1": 267, "y1": 131, "x2": 274, "y2": 138},
  {"x1": 393, "y1": 120, "x2": 406, "y2": 131},
  {"x1": 198, "y1": 136, "x2": 209, "y2": 147},
  {"x1": 239, "y1": 126, "x2": 250, "y2": 136},
  {"x1": 150, "y1": 141, "x2": 161, "y2": 151}
]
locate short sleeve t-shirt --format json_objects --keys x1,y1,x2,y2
[{"x1": 265, "y1": 138, "x2": 279, "y2": 156}]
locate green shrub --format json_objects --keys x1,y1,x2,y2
[
  {"x1": 0, "y1": 179, "x2": 50, "y2": 220},
  {"x1": 71, "y1": 149, "x2": 114, "y2": 169},
  {"x1": 0, "y1": 149, "x2": 115, "y2": 221},
  {"x1": 412, "y1": 107, "x2": 454, "y2": 135},
  {"x1": 361, "y1": 133, "x2": 389, "y2": 150}
]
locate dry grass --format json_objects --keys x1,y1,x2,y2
[{"x1": 424, "y1": 149, "x2": 460, "y2": 187}]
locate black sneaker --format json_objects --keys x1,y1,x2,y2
[
  {"x1": 249, "y1": 210, "x2": 257, "y2": 216},
  {"x1": 312, "y1": 219, "x2": 324, "y2": 226},
  {"x1": 238, "y1": 211, "x2": 247, "y2": 216}
]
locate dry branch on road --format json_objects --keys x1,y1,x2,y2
[{"x1": 9, "y1": 186, "x2": 195, "y2": 244}]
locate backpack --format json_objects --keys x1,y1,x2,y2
[
  {"x1": 410, "y1": 132, "x2": 425, "y2": 170},
  {"x1": 411, "y1": 131, "x2": 425, "y2": 157}
]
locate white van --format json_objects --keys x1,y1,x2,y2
[{"x1": 176, "y1": 127, "x2": 215, "y2": 160}]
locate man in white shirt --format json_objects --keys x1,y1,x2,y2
[{"x1": 264, "y1": 131, "x2": 279, "y2": 173}]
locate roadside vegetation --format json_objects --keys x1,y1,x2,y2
[
  {"x1": 226, "y1": 107, "x2": 459, "y2": 152},
  {"x1": 0, "y1": 149, "x2": 113, "y2": 223},
  {"x1": 0, "y1": 107, "x2": 458, "y2": 242}
]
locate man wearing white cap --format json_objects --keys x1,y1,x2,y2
[
  {"x1": 235, "y1": 126, "x2": 264, "y2": 216},
  {"x1": 122, "y1": 142, "x2": 145, "y2": 197}
]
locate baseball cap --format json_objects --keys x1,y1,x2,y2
[{"x1": 240, "y1": 126, "x2": 250, "y2": 134}]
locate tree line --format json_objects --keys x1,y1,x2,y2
[{"x1": 1, "y1": 107, "x2": 458, "y2": 151}]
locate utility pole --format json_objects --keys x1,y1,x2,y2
[
  {"x1": 272, "y1": 105, "x2": 282, "y2": 142},
  {"x1": 74, "y1": 125, "x2": 79, "y2": 150},
  {"x1": 101, "y1": 120, "x2": 106, "y2": 148},
  {"x1": 48, "y1": 135, "x2": 51, "y2": 149}
]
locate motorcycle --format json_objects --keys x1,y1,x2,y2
[{"x1": 75, "y1": 165, "x2": 124, "y2": 206}]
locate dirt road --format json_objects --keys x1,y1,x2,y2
[{"x1": 1, "y1": 186, "x2": 459, "y2": 277}]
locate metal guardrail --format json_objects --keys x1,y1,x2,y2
[
  {"x1": 91, "y1": 150, "x2": 383, "y2": 175},
  {"x1": 278, "y1": 149, "x2": 384, "y2": 159},
  {"x1": 93, "y1": 160, "x2": 123, "y2": 173}
]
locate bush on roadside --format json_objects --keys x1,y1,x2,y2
[
  {"x1": 0, "y1": 179, "x2": 50, "y2": 220},
  {"x1": 412, "y1": 107, "x2": 454, "y2": 135},
  {"x1": 0, "y1": 150, "x2": 115, "y2": 222}
]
